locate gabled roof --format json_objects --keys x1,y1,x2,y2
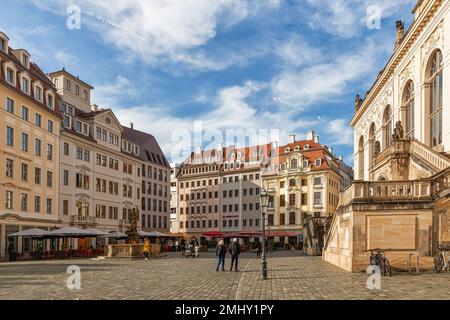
[{"x1": 122, "y1": 126, "x2": 170, "y2": 168}]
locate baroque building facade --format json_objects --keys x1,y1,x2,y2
[
  {"x1": 323, "y1": 0, "x2": 450, "y2": 271},
  {"x1": 0, "y1": 31, "x2": 61, "y2": 258}
]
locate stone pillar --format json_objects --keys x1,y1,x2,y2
[
  {"x1": 17, "y1": 225, "x2": 23, "y2": 253},
  {"x1": 0, "y1": 224, "x2": 5, "y2": 258}
]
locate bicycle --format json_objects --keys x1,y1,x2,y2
[
  {"x1": 434, "y1": 245, "x2": 450, "y2": 273},
  {"x1": 368, "y1": 248, "x2": 392, "y2": 276}
]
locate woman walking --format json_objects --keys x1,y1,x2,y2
[
  {"x1": 143, "y1": 237, "x2": 150, "y2": 261},
  {"x1": 216, "y1": 239, "x2": 226, "y2": 271}
]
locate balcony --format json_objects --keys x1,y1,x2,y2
[
  {"x1": 120, "y1": 219, "x2": 131, "y2": 230},
  {"x1": 71, "y1": 215, "x2": 96, "y2": 226}
]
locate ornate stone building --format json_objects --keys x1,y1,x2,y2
[
  {"x1": 0, "y1": 32, "x2": 61, "y2": 259},
  {"x1": 323, "y1": 0, "x2": 450, "y2": 272}
]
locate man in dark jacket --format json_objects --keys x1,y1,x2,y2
[
  {"x1": 216, "y1": 239, "x2": 226, "y2": 271},
  {"x1": 229, "y1": 238, "x2": 241, "y2": 272}
]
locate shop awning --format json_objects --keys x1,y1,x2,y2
[
  {"x1": 8, "y1": 228, "x2": 52, "y2": 238},
  {"x1": 202, "y1": 232, "x2": 224, "y2": 237},
  {"x1": 266, "y1": 231, "x2": 299, "y2": 237}
]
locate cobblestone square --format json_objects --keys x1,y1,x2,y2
[{"x1": 0, "y1": 252, "x2": 449, "y2": 300}]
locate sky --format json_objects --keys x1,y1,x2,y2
[{"x1": 0, "y1": 0, "x2": 417, "y2": 164}]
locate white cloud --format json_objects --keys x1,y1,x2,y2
[
  {"x1": 92, "y1": 75, "x2": 139, "y2": 108},
  {"x1": 305, "y1": 0, "x2": 416, "y2": 38},
  {"x1": 30, "y1": 0, "x2": 279, "y2": 71},
  {"x1": 276, "y1": 36, "x2": 322, "y2": 67},
  {"x1": 324, "y1": 119, "x2": 353, "y2": 146},
  {"x1": 271, "y1": 37, "x2": 391, "y2": 109}
]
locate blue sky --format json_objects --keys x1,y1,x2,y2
[{"x1": 1, "y1": 0, "x2": 417, "y2": 164}]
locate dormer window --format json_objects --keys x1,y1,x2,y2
[
  {"x1": 46, "y1": 92, "x2": 54, "y2": 109},
  {"x1": 294, "y1": 146, "x2": 300, "y2": 151},
  {"x1": 21, "y1": 77, "x2": 30, "y2": 94},
  {"x1": 0, "y1": 38, "x2": 5, "y2": 52},
  {"x1": 285, "y1": 147, "x2": 290, "y2": 152},
  {"x1": 6, "y1": 68, "x2": 15, "y2": 85},
  {"x1": 303, "y1": 160, "x2": 309, "y2": 168},
  {"x1": 34, "y1": 86, "x2": 42, "y2": 102},
  {"x1": 304, "y1": 144, "x2": 310, "y2": 150},
  {"x1": 315, "y1": 158, "x2": 322, "y2": 167},
  {"x1": 21, "y1": 54, "x2": 29, "y2": 68}
]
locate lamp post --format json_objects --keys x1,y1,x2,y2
[{"x1": 259, "y1": 188, "x2": 268, "y2": 280}]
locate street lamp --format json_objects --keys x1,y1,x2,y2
[{"x1": 259, "y1": 188, "x2": 268, "y2": 280}]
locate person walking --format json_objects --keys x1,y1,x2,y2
[
  {"x1": 216, "y1": 239, "x2": 226, "y2": 271},
  {"x1": 256, "y1": 242, "x2": 262, "y2": 258},
  {"x1": 229, "y1": 238, "x2": 241, "y2": 272},
  {"x1": 143, "y1": 237, "x2": 150, "y2": 261}
]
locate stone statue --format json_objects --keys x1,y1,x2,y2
[
  {"x1": 127, "y1": 207, "x2": 140, "y2": 244},
  {"x1": 354, "y1": 94, "x2": 363, "y2": 111},
  {"x1": 392, "y1": 121, "x2": 404, "y2": 141},
  {"x1": 373, "y1": 141, "x2": 381, "y2": 158}
]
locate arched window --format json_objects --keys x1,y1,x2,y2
[
  {"x1": 290, "y1": 158, "x2": 298, "y2": 169},
  {"x1": 382, "y1": 105, "x2": 392, "y2": 149},
  {"x1": 427, "y1": 50, "x2": 443, "y2": 148},
  {"x1": 369, "y1": 123, "x2": 376, "y2": 163},
  {"x1": 358, "y1": 136, "x2": 364, "y2": 180},
  {"x1": 402, "y1": 80, "x2": 415, "y2": 139},
  {"x1": 289, "y1": 212, "x2": 296, "y2": 225}
]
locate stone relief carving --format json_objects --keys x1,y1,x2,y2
[
  {"x1": 422, "y1": 21, "x2": 444, "y2": 65},
  {"x1": 399, "y1": 60, "x2": 415, "y2": 91},
  {"x1": 392, "y1": 121, "x2": 404, "y2": 141}
]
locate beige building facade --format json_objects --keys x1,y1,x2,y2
[
  {"x1": 323, "y1": 0, "x2": 450, "y2": 272},
  {"x1": 50, "y1": 70, "x2": 144, "y2": 244},
  {"x1": 0, "y1": 31, "x2": 61, "y2": 258}
]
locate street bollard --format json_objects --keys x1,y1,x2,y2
[{"x1": 416, "y1": 255, "x2": 420, "y2": 274}]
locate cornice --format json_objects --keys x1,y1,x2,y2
[{"x1": 351, "y1": 0, "x2": 444, "y2": 127}]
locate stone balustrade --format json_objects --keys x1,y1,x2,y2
[{"x1": 71, "y1": 215, "x2": 96, "y2": 225}]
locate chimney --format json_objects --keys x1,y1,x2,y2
[
  {"x1": 91, "y1": 104, "x2": 99, "y2": 111},
  {"x1": 271, "y1": 141, "x2": 278, "y2": 150},
  {"x1": 288, "y1": 134, "x2": 296, "y2": 144},
  {"x1": 306, "y1": 130, "x2": 314, "y2": 141},
  {"x1": 314, "y1": 135, "x2": 319, "y2": 143},
  {"x1": 130, "y1": 122, "x2": 134, "y2": 130},
  {"x1": 395, "y1": 20, "x2": 405, "y2": 49}
]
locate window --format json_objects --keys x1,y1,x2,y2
[
  {"x1": 289, "y1": 212, "x2": 296, "y2": 225},
  {"x1": 34, "y1": 196, "x2": 41, "y2": 213},
  {"x1": 280, "y1": 195, "x2": 285, "y2": 207},
  {"x1": 21, "y1": 54, "x2": 28, "y2": 67},
  {"x1": 21, "y1": 106, "x2": 29, "y2": 121},
  {"x1": 5, "y1": 191, "x2": 13, "y2": 209},
  {"x1": 35, "y1": 167, "x2": 41, "y2": 184},
  {"x1": 6, "y1": 126, "x2": 14, "y2": 146},
  {"x1": 6, "y1": 68, "x2": 15, "y2": 86},
  {"x1": 289, "y1": 178, "x2": 296, "y2": 187},
  {"x1": 301, "y1": 193, "x2": 307, "y2": 206},
  {"x1": 35, "y1": 138, "x2": 41, "y2": 156},
  {"x1": 65, "y1": 79, "x2": 71, "y2": 91},
  {"x1": 289, "y1": 194, "x2": 296, "y2": 206},
  {"x1": 46, "y1": 171, "x2": 53, "y2": 187},
  {"x1": 315, "y1": 158, "x2": 322, "y2": 167},
  {"x1": 291, "y1": 158, "x2": 298, "y2": 169},
  {"x1": 0, "y1": 38, "x2": 5, "y2": 51},
  {"x1": 35, "y1": 86, "x2": 42, "y2": 101},
  {"x1": 382, "y1": 106, "x2": 392, "y2": 149},
  {"x1": 358, "y1": 136, "x2": 364, "y2": 180},
  {"x1": 63, "y1": 170, "x2": 69, "y2": 186},
  {"x1": 46, "y1": 94, "x2": 53, "y2": 109},
  {"x1": 314, "y1": 177, "x2": 322, "y2": 185},
  {"x1": 427, "y1": 50, "x2": 443, "y2": 148},
  {"x1": 47, "y1": 120, "x2": 53, "y2": 133},
  {"x1": 314, "y1": 192, "x2": 322, "y2": 206},
  {"x1": 63, "y1": 143, "x2": 69, "y2": 156},
  {"x1": 280, "y1": 213, "x2": 285, "y2": 225},
  {"x1": 63, "y1": 200, "x2": 69, "y2": 216},
  {"x1": 21, "y1": 163, "x2": 28, "y2": 181},
  {"x1": 35, "y1": 114, "x2": 42, "y2": 127},
  {"x1": 21, "y1": 77, "x2": 29, "y2": 93},
  {"x1": 47, "y1": 144, "x2": 53, "y2": 161},
  {"x1": 46, "y1": 198, "x2": 53, "y2": 214},
  {"x1": 6, "y1": 98, "x2": 14, "y2": 113},
  {"x1": 75, "y1": 84, "x2": 80, "y2": 96},
  {"x1": 21, "y1": 133, "x2": 28, "y2": 151},
  {"x1": 21, "y1": 193, "x2": 28, "y2": 211},
  {"x1": 6, "y1": 159, "x2": 14, "y2": 178},
  {"x1": 268, "y1": 214, "x2": 274, "y2": 226}
]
